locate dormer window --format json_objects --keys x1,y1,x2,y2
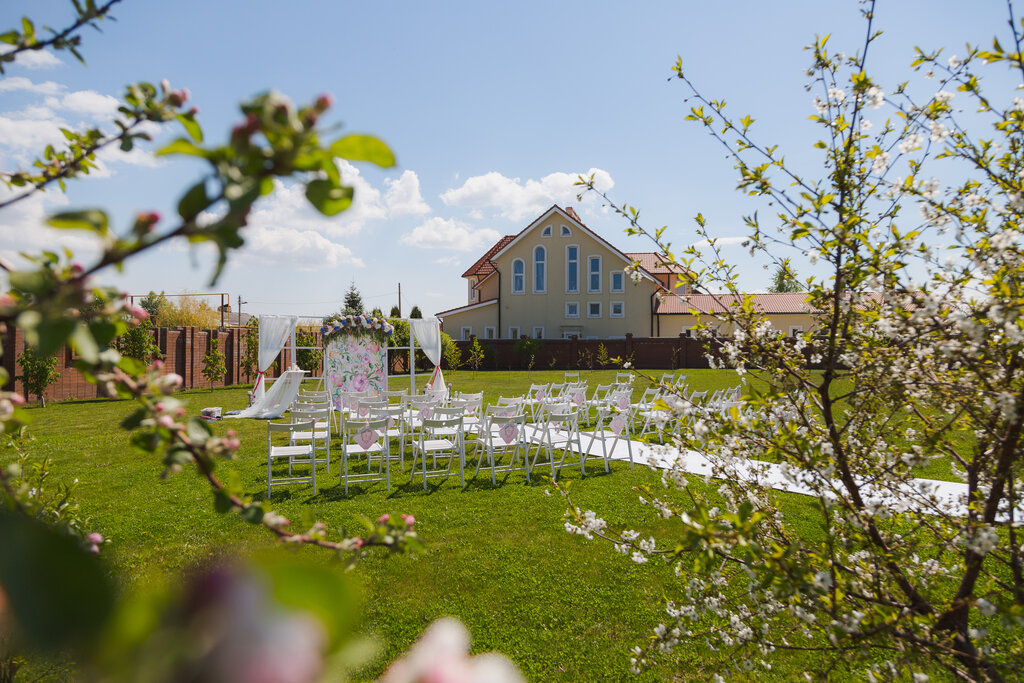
[{"x1": 542, "y1": 226, "x2": 552, "y2": 237}]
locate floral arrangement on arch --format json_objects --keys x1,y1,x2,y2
[{"x1": 321, "y1": 314, "x2": 394, "y2": 345}]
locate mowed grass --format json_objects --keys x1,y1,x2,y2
[{"x1": 4, "y1": 369, "x2": 956, "y2": 680}]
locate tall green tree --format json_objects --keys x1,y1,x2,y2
[
  {"x1": 409, "y1": 305, "x2": 422, "y2": 319},
  {"x1": 15, "y1": 346, "x2": 60, "y2": 408},
  {"x1": 342, "y1": 281, "x2": 363, "y2": 315},
  {"x1": 767, "y1": 263, "x2": 801, "y2": 293}
]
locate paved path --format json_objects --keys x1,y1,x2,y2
[{"x1": 567, "y1": 430, "x2": 1018, "y2": 521}]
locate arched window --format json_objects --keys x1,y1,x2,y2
[
  {"x1": 512, "y1": 259, "x2": 525, "y2": 294},
  {"x1": 533, "y1": 246, "x2": 546, "y2": 293}
]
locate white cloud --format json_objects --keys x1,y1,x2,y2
[
  {"x1": 433, "y1": 255, "x2": 461, "y2": 265},
  {"x1": 400, "y1": 217, "x2": 500, "y2": 252},
  {"x1": 0, "y1": 76, "x2": 63, "y2": 95},
  {"x1": 235, "y1": 224, "x2": 362, "y2": 270},
  {"x1": 0, "y1": 47, "x2": 63, "y2": 69},
  {"x1": 690, "y1": 236, "x2": 749, "y2": 248},
  {"x1": 59, "y1": 90, "x2": 121, "y2": 118},
  {"x1": 0, "y1": 185, "x2": 99, "y2": 269},
  {"x1": 0, "y1": 113, "x2": 69, "y2": 156},
  {"x1": 384, "y1": 170, "x2": 430, "y2": 216},
  {"x1": 440, "y1": 168, "x2": 614, "y2": 221}
]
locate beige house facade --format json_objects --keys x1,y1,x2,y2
[{"x1": 436, "y1": 205, "x2": 816, "y2": 340}]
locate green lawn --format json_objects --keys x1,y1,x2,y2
[{"x1": 3, "y1": 369, "x2": 957, "y2": 680}]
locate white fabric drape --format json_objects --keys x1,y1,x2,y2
[
  {"x1": 410, "y1": 317, "x2": 441, "y2": 366},
  {"x1": 226, "y1": 369, "x2": 307, "y2": 419},
  {"x1": 252, "y1": 315, "x2": 298, "y2": 402}
]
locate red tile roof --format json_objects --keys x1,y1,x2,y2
[
  {"x1": 461, "y1": 235, "x2": 515, "y2": 278},
  {"x1": 654, "y1": 292, "x2": 813, "y2": 315},
  {"x1": 625, "y1": 252, "x2": 691, "y2": 275}
]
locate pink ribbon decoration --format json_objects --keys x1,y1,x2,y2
[
  {"x1": 611, "y1": 413, "x2": 627, "y2": 436},
  {"x1": 357, "y1": 427, "x2": 378, "y2": 451},
  {"x1": 499, "y1": 421, "x2": 518, "y2": 444}
]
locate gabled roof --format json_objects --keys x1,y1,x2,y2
[
  {"x1": 654, "y1": 292, "x2": 813, "y2": 315},
  {"x1": 488, "y1": 205, "x2": 659, "y2": 285},
  {"x1": 461, "y1": 235, "x2": 515, "y2": 278},
  {"x1": 625, "y1": 252, "x2": 691, "y2": 276}
]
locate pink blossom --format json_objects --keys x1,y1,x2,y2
[
  {"x1": 158, "y1": 415, "x2": 175, "y2": 429},
  {"x1": 378, "y1": 514, "x2": 391, "y2": 523},
  {"x1": 87, "y1": 532, "x2": 103, "y2": 544},
  {"x1": 402, "y1": 514, "x2": 416, "y2": 527},
  {"x1": 351, "y1": 374, "x2": 369, "y2": 392}
]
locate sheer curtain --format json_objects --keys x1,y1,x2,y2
[
  {"x1": 410, "y1": 318, "x2": 441, "y2": 366},
  {"x1": 226, "y1": 368, "x2": 307, "y2": 419},
  {"x1": 252, "y1": 315, "x2": 298, "y2": 402}
]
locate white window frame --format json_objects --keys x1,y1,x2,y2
[
  {"x1": 561, "y1": 225, "x2": 571, "y2": 236},
  {"x1": 484, "y1": 326, "x2": 496, "y2": 340},
  {"x1": 533, "y1": 246, "x2": 546, "y2": 293},
  {"x1": 562, "y1": 331, "x2": 578, "y2": 340},
  {"x1": 588, "y1": 255, "x2": 602, "y2": 293},
  {"x1": 533, "y1": 326, "x2": 544, "y2": 339},
  {"x1": 610, "y1": 301, "x2": 625, "y2": 318},
  {"x1": 610, "y1": 270, "x2": 624, "y2": 293},
  {"x1": 461, "y1": 326, "x2": 472, "y2": 341},
  {"x1": 565, "y1": 302, "x2": 580, "y2": 318},
  {"x1": 511, "y1": 258, "x2": 525, "y2": 294},
  {"x1": 565, "y1": 244, "x2": 579, "y2": 293},
  {"x1": 508, "y1": 326, "x2": 520, "y2": 339},
  {"x1": 587, "y1": 301, "x2": 602, "y2": 318},
  {"x1": 541, "y1": 226, "x2": 552, "y2": 237}
]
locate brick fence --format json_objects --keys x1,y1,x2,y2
[
  {"x1": 2, "y1": 326, "x2": 741, "y2": 402},
  {"x1": 453, "y1": 333, "x2": 721, "y2": 371},
  {"x1": 0, "y1": 326, "x2": 276, "y2": 402}
]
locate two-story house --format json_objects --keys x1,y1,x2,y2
[{"x1": 436, "y1": 204, "x2": 816, "y2": 340}]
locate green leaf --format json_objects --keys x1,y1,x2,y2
[
  {"x1": 213, "y1": 490, "x2": 233, "y2": 513},
  {"x1": 178, "y1": 180, "x2": 210, "y2": 220},
  {"x1": 0, "y1": 511, "x2": 115, "y2": 651},
  {"x1": 329, "y1": 135, "x2": 395, "y2": 168},
  {"x1": 157, "y1": 138, "x2": 209, "y2": 158},
  {"x1": 121, "y1": 408, "x2": 147, "y2": 430},
  {"x1": 186, "y1": 417, "x2": 212, "y2": 443},
  {"x1": 46, "y1": 209, "x2": 109, "y2": 235},
  {"x1": 70, "y1": 322, "x2": 99, "y2": 363},
  {"x1": 0, "y1": 31, "x2": 19, "y2": 45},
  {"x1": 305, "y1": 179, "x2": 353, "y2": 216},
  {"x1": 176, "y1": 112, "x2": 203, "y2": 143},
  {"x1": 259, "y1": 557, "x2": 359, "y2": 648}
]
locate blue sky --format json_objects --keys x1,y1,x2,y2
[{"x1": 0, "y1": 1, "x2": 1013, "y2": 318}]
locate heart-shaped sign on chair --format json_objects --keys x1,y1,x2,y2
[
  {"x1": 419, "y1": 407, "x2": 433, "y2": 421},
  {"x1": 611, "y1": 413, "x2": 627, "y2": 436},
  {"x1": 618, "y1": 396, "x2": 629, "y2": 410},
  {"x1": 357, "y1": 427, "x2": 378, "y2": 451},
  {"x1": 499, "y1": 421, "x2": 518, "y2": 444},
  {"x1": 536, "y1": 389, "x2": 545, "y2": 400},
  {"x1": 573, "y1": 390, "x2": 585, "y2": 406},
  {"x1": 358, "y1": 404, "x2": 369, "y2": 418}
]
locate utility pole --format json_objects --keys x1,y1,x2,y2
[{"x1": 397, "y1": 282, "x2": 402, "y2": 318}]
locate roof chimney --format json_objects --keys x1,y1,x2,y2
[{"x1": 564, "y1": 206, "x2": 581, "y2": 222}]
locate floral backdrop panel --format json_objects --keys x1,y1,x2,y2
[{"x1": 324, "y1": 335, "x2": 387, "y2": 410}]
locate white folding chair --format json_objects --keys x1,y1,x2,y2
[
  {"x1": 290, "y1": 406, "x2": 332, "y2": 474},
  {"x1": 473, "y1": 408, "x2": 530, "y2": 485},
  {"x1": 339, "y1": 415, "x2": 391, "y2": 494},
  {"x1": 581, "y1": 403, "x2": 634, "y2": 472},
  {"x1": 266, "y1": 419, "x2": 316, "y2": 500},
  {"x1": 527, "y1": 403, "x2": 584, "y2": 480},
  {"x1": 410, "y1": 414, "x2": 466, "y2": 489}
]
